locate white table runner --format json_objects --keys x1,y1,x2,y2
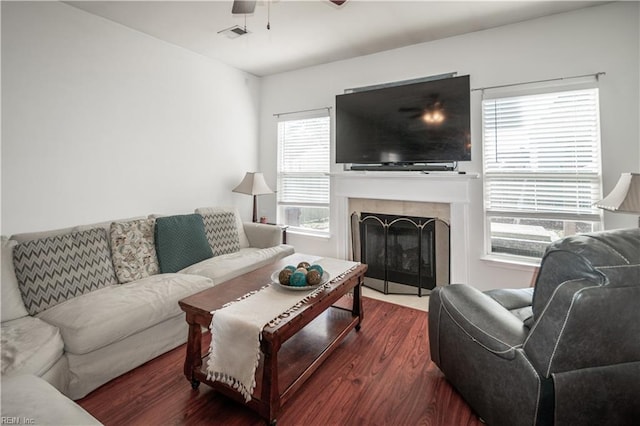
[{"x1": 206, "y1": 257, "x2": 359, "y2": 401}]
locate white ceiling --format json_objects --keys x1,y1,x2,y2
[{"x1": 66, "y1": 0, "x2": 608, "y2": 76}]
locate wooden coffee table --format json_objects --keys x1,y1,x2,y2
[{"x1": 178, "y1": 253, "x2": 367, "y2": 425}]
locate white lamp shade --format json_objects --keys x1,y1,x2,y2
[
  {"x1": 232, "y1": 172, "x2": 274, "y2": 196},
  {"x1": 595, "y1": 172, "x2": 640, "y2": 213}
]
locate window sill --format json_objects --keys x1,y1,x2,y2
[
  {"x1": 481, "y1": 254, "x2": 540, "y2": 271},
  {"x1": 287, "y1": 229, "x2": 331, "y2": 240}
]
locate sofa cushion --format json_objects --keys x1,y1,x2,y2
[
  {"x1": 1, "y1": 375, "x2": 101, "y2": 425},
  {"x1": 155, "y1": 214, "x2": 213, "y2": 273},
  {"x1": 110, "y1": 218, "x2": 159, "y2": 283},
  {"x1": 1, "y1": 316, "x2": 64, "y2": 377},
  {"x1": 13, "y1": 228, "x2": 118, "y2": 315},
  {"x1": 9, "y1": 217, "x2": 148, "y2": 244},
  {"x1": 74, "y1": 215, "x2": 147, "y2": 235},
  {"x1": 64, "y1": 315, "x2": 187, "y2": 400},
  {"x1": 10, "y1": 225, "x2": 77, "y2": 244},
  {"x1": 199, "y1": 211, "x2": 241, "y2": 256},
  {"x1": 1, "y1": 238, "x2": 29, "y2": 321},
  {"x1": 36, "y1": 273, "x2": 213, "y2": 355},
  {"x1": 180, "y1": 245, "x2": 295, "y2": 285}
]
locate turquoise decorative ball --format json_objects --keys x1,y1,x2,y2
[
  {"x1": 289, "y1": 271, "x2": 307, "y2": 287},
  {"x1": 284, "y1": 265, "x2": 296, "y2": 272},
  {"x1": 308, "y1": 264, "x2": 324, "y2": 276}
]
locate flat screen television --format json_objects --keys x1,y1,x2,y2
[{"x1": 336, "y1": 75, "x2": 471, "y2": 169}]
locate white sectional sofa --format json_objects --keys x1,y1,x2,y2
[
  {"x1": 1, "y1": 375, "x2": 102, "y2": 425},
  {"x1": 1, "y1": 207, "x2": 294, "y2": 403}
]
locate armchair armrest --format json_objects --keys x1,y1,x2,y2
[
  {"x1": 242, "y1": 222, "x2": 284, "y2": 248},
  {"x1": 430, "y1": 284, "x2": 529, "y2": 361}
]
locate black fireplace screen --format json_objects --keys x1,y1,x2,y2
[{"x1": 352, "y1": 212, "x2": 450, "y2": 296}]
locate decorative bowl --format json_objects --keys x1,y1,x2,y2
[{"x1": 270, "y1": 270, "x2": 330, "y2": 291}]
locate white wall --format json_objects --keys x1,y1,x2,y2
[
  {"x1": 259, "y1": 2, "x2": 640, "y2": 290},
  {"x1": 1, "y1": 1, "x2": 261, "y2": 235}
]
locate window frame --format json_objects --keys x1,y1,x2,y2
[
  {"x1": 276, "y1": 110, "x2": 331, "y2": 237},
  {"x1": 481, "y1": 85, "x2": 604, "y2": 263}
]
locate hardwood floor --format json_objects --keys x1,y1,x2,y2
[{"x1": 78, "y1": 297, "x2": 482, "y2": 426}]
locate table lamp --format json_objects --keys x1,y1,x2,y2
[
  {"x1": 595, "y1": 172, "x2": 640, "y2": 226},
  {"x1": 232, "y1": 172, "x2": 274, "y2": 222}
]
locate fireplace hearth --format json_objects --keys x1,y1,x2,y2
[{"x1": 351, "y1": 212, "x2": 450, "y2": 296}]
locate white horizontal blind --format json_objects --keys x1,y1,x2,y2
[
  {"x1": 483, "y1": 88, "x2": 602, "y2": 221},
  {"x1": 277, "y1": 115, "x2": 330, "y2": 207}
]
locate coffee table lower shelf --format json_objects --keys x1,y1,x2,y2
[{"x1": 192, "y1": 306, "x2": 359, "y2": 424}]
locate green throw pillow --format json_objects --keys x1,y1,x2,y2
[{"x1": 155, "y1": 214, "x2": 213, "y2": 273}]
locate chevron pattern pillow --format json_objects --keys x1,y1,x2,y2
[
  {"x1": 200, "y1": 211, "x2": 241, "y2": 256},
  {"x1": 13, "y1": 228, "x2": 117, "y2": 315}
]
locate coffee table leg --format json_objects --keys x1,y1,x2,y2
[
  {"x1": 261, "y1": 341, "x2": 280, "y2": 425},
  {"x1": 184, "y1": 316, "x2": 202, "y2": 389},
  {"x1": 354, "y1": 276, "x2": 364, "y2": 331}
]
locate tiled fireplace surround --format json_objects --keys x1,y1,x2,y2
[{"x1": 332, "y1": 172, "x2": 477, "y2": 285}]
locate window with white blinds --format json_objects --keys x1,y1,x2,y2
[
  {"x1": 482, "y1": 88, "x2": 603, "y2": 260},
  {"x1": 277, "y1": 112, "x2": 330, "y2": 236}
]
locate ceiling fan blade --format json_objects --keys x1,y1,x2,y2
[
  {"x1": 232, "y1": 0, "x2": 256, "y2": 14},
  {"x1": 330, "y1": 0, "x2": 347, "y2": 6}
]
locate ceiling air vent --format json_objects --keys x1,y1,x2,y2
[{"x1": 218, "y1": 25, "x2": 250, "y2": 39}]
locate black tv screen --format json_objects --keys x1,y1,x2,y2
[{"x1": 336, "y1": 75, "x2": 471, "y2": 165}]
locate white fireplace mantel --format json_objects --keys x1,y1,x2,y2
[{"x1": 331, "y1": 171, "x2": 479, "y2": 285}]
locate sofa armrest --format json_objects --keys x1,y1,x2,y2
[
  {"x1": 430, "y1": 284, "x2": 529, "y2": 361},
  {"x1": 242, "y1": 222, "x2": 284, "y2": 248}
]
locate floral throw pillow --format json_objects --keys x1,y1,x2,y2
[{"x1": 110, "y1": 218, "x2": 159, "y2": 284}]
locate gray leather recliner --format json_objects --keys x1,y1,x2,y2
[{"x1": 428, "y1": 228, "x2": 640, "y2": 426}]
